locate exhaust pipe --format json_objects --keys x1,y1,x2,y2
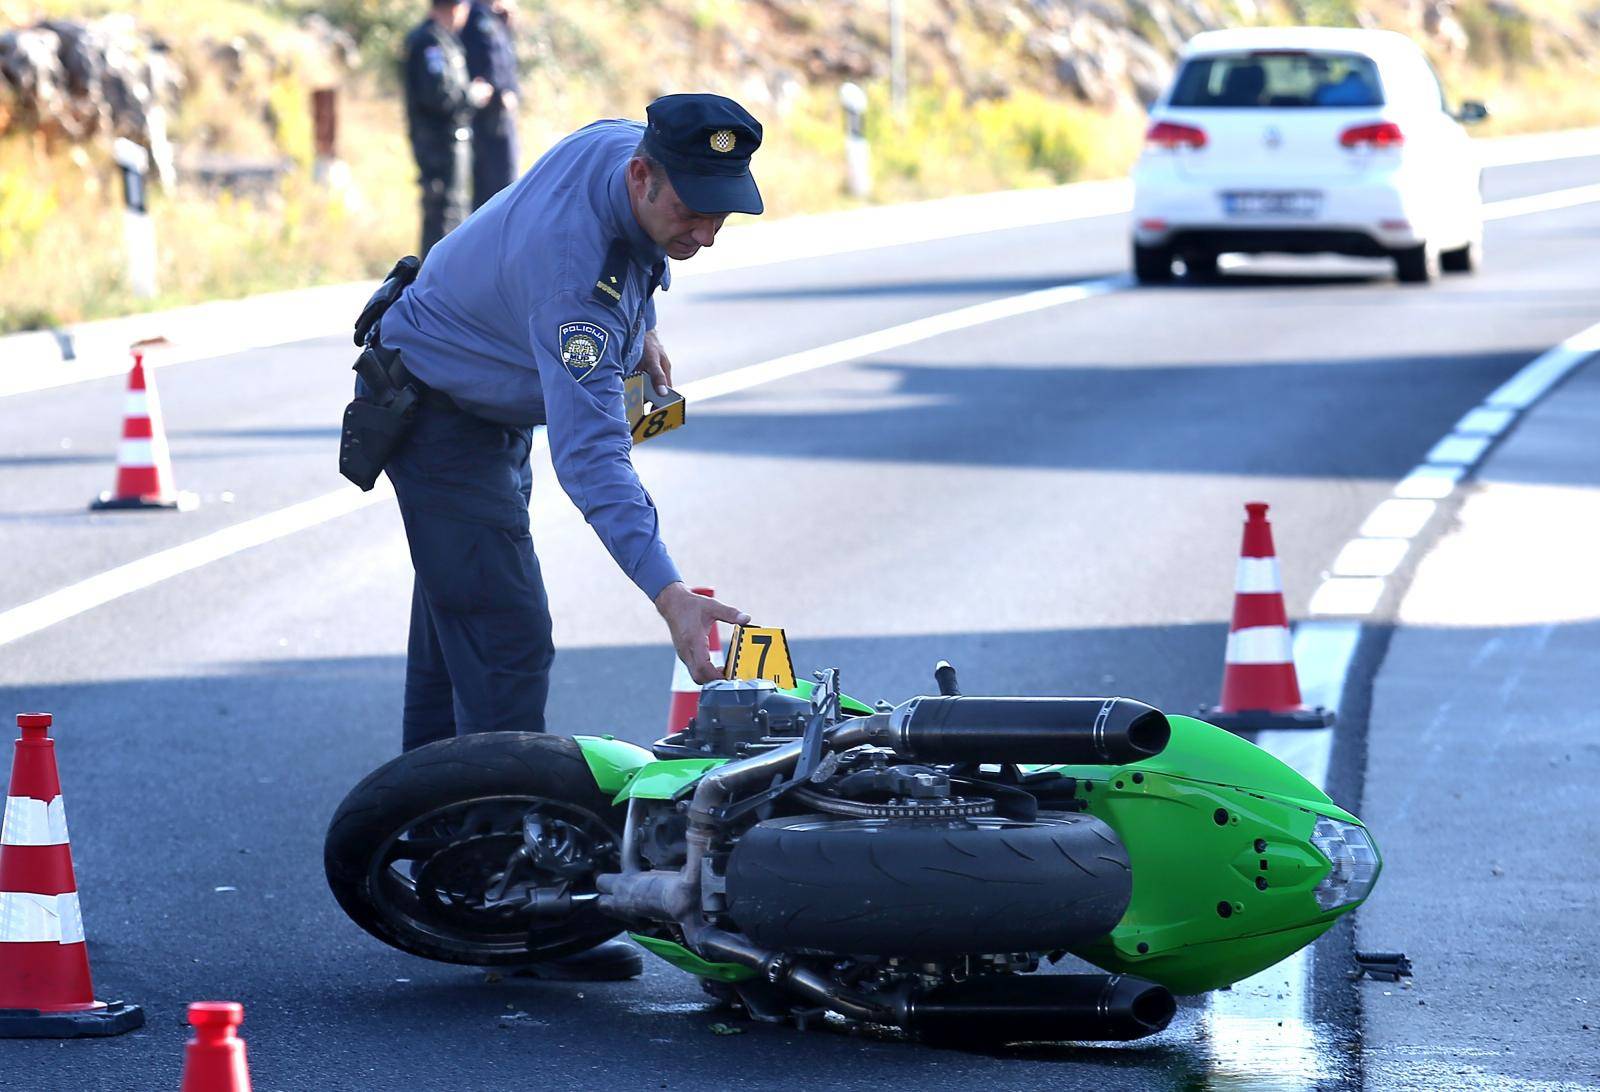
[
  {"x1": 889, "y1": 696, "x2": 1170, "y2": 765},
  {"x1": 908, "y1": 973, "x2": 1176, "y2": 1043}
]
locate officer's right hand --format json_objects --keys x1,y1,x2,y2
[
  {"x1": 468, "y1": 78, "x2": 495, "y2": 109},
  {"x1": 655, "y1": 582, "x2": 750, "y2": 684}
]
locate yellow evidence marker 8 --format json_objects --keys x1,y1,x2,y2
[
  {"x1": 624, "y1": 372, "x2": 686, "y2": 444},
  {"x1": 723, "y1": 626, "x2": 796, "y2": 689}
]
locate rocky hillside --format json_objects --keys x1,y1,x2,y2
[{"x1": 1, "y1": 0, "x2": 1596, "y2": 329}]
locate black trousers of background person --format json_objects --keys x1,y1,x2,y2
[
  {"x1": 471, "y1": 102, "x2": 519, "y2": 211},
  {"x1": 417, "y1": 130, "x2": 472, "y2": 260}
]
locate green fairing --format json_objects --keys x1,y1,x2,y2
[
  {"x1": 630, "y1": 933, "x2": 756, "y2": 982},
  {"x1": 1043, "y1": 715, "x2": 1379, "y2": 995},
  {"x1": 573, "y1": 735, "x2": 655, "y2": 795},
  {"x1": 613, "y1": 758, "x2": 728, "y2": 802}
]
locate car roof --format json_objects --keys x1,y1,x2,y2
[{"x1": 1181, "y1": 26, "x2": 1423, "y2": 62}]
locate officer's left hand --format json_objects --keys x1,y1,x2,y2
[{"x1": 640, "y1": 329, "x2": 673, "y2": 399}]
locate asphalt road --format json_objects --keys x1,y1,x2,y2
[{"x1": 3, "y1": 152, "x2": 1599, "y2": 1091}]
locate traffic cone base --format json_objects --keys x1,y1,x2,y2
[
  {"x1": 0, "y1": 999, "x2": 144, "y2": 1039},
  {"x1": 1203, "y1": 705, "x2": 1334, "y2": 732},
  {"x1": 91, "y1": 490, "x2": 198, "y2": 512}
]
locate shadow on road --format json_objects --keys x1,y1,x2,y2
[{"x1": 668, "y1": 347, "x2": 1552, "y2": 481}]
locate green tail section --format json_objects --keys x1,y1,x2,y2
[{"x1": 1048, "y1": 715, "x2": 1375, "y2": 995}]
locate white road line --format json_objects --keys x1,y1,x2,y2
[
  {"x1": 1205, "y1": 619, "x2": 1358, "y2": 1088},
  {"x1": 1310, "y1": 313, "x2": 1600, "y2": 622},
  {"x1": 0, "y1": 278, "x2": 1121, "y2": 649},
  {"x1": 1481, "y1": 181, "x2": 1600, "y2": 222},
  {"x1": 6, "y1": 151, "x2": 1596, "y2": 402},
  {"x1": 1209, "y1": 313, "x2": 1600, "y2": 1085}
]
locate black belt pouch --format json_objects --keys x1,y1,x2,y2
[{"x1": 339, "y1": 257, "x2": 421, "y2": 490}]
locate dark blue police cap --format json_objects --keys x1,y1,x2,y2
[{"x1": 641, "y1": 93, "x2": 763, "y2": 216}]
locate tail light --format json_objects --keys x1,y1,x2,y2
[
  {"x1": 1145, "y1": 121, "x2": 1207, "y2": 151},
  {"x1": 1339, "y1": 122, "x2": 1404, "y2": 149}
]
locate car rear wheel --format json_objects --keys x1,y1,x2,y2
[
  {"x1": 1182, "y1": 250, "x2": 1219, "y2": 280},
  {"x1": 1440, "y1": 239, "x2": 1479, "y2": 274},
  {"x1": 1393, "y1": 242, "x2": 1439, "y2": 284},
  {"x1": 1133, "y1": 242, "x2": 1174, "y2": 284}
]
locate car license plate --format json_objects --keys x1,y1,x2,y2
[{"x1": 1221, "y1": 190, "x2": 1323, "y2": 218}]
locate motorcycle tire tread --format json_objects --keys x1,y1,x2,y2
[{"x1": 724, "y1": 813, "x2": 1132, "y2": 958}]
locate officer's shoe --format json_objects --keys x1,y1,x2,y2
[{"x1": 510, "y1": 937, "x2": 643, "y2": 982}]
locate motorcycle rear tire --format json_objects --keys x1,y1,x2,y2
[
  {"x1": 324, "y1": 732, "x2": 625, "y2": 966},
  {"x1": 724, "y1": 813, "x2": 1131, "y2": 958}
]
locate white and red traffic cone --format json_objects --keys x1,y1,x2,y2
[
  {"x1": 1202, "y1": 503, "x2": 1333, "y2": 732},
  {"x1": 0, "y1": 713, "x2": 144, "y2": 1037},
  {"x1": 90, "y1": 347, "x2": 197, "y2": 511},
  {"x1": 180, "y1": 1002, "x2": 253, "y2": 1092},
  {"x1": 664, "y1": 586, "x2": 726, "y2": 735}
]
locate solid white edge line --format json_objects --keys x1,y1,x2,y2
[
  {"x1": 1481, "y1": 181, "x2": 1600, "y2": 222},
  {"x1": 1205, "y1": 617, "x2": 1356, "y2": 1084},
  {"x1": 0, "y1": 279, "x2": 1121, "y2": 649}
]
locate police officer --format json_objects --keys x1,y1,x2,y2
[
  {"x1": 459, "y1": 0, "x2": 520, "y2": 209},
  {"x1": 401, "y1": 0, "x2": 493, "y2": 257},
  {"x1": 373, "y1": 95, "x2": 763, "y2": 978}
]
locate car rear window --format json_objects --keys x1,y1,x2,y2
[{"x1": 1169, "y1": 51, "x2": 1384, "y2": 108}]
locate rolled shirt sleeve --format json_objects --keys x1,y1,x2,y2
[{"x1": 529, "y1": 289, "x2": 681, "y2": 599}]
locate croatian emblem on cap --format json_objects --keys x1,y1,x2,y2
[
  {"x1": 558, "y1": 320, "x2": 608, "y2": 381},
  {"x1": 709, "y1": 129, "x2": 736, "y2": 153}
]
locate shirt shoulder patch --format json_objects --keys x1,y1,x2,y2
[
  {"x1": 591, "y1": 239, "x2": 630, "y2": 308},
  {"x1": 559, "y1": 320, "x2": 609, "y2": 382}
]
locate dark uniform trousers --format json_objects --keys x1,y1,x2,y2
[
  {"x1": 384, "y1": 395, "x2": 553, "y2": 751},
  {"x1": 420, "y1": 133, "x2": 472, "y2": 259},
  {"x1": 471, "y1": 103, "x2": 519, "y2": 211}
]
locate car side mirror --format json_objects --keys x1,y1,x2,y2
[{"x1": 1455, "y1": 100, "x2": 1489, "y2": 125}]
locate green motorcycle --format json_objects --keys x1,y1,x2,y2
[{"x1": 324, "y1": 658, "x2": 1381, "y2": 1042}]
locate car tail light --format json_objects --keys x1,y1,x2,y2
[
  {"x1": 1339, "y1": 122, "x2": 1404, "y2": 149},
  {"x1": 1146, "y1": 121, "x2": 1207, "y2": 151}
]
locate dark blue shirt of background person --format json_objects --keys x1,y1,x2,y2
[{"x1": 460, "y1": 0, "x2": 521, "y2": 209}]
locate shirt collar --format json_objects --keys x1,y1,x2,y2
[{"x1": 607, "y1": 160, "x2": 666, "y2": 271}]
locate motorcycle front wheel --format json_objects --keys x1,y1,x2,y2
[{"x1": 324, "y1": 732, "x2": 625, "y2": 966}]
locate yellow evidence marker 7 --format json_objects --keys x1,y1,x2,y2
[
  {"x1": 624, "y1": 372, "x2": 686, "y2": 444},
  {"x1": 723, "y1": 626, "x2": 796, "y2": 689}
]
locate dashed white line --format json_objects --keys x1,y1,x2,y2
[
  {"x1": 0, "y1": 279, "x2": 1121, "y2": 649},
  {"x1": 1310, "y1": 313, "x2": 1600, "y2": 623}
]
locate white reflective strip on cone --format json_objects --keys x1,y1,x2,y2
[
  {"x1": 0, "y1": 891, "x2": 85, "y2": 944},
  {"x1": 1234, "y1": 556, "x2": 1283, "y2": 594},
  {"x1": 1225, "y1": 625, "x2": 1295, "y2": 665},
  {"x1": 125, "y1": 391, "x2": 149, "y2": 417},
  {"x1": 117, "y1": 438, "x2": 155, "y2": 466},
  {"x1": 1, "y1": 795, "x2": 69, "y2": 846},
  {"x1": 670, "y1": 657, "x2": 696, "y2": 691}
]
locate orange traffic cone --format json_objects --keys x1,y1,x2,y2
[
  {"x1": 181, "y1": 1002, "x2": 253, "y2": 1092},
  {"x1": 0, "y1": 713, "x2": 144, "y2": 1037},
  {"x1": 664, "y1": 586, "x2": 726, "y2": 734},
  {"x1": 90, "y1": 346, "x2": 197, "y2": 511},
  {"x1": 1202, "y1": 503, "x2": 1333, "y2": 732}
]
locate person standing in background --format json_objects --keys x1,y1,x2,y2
[
  {"x1": 402, "y1": 0, "x2": 493, "y2": 257},
  {"x1": 461, "y1": 0, "x2": 521, "y2": 209}
]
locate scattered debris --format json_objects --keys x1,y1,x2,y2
[
  {"x1": 1353, "y1": 951, "x2": 1414, "y2": 982},
  {"x1": 707, "y1": 1022, "x2": 745, "y2": 1036}
]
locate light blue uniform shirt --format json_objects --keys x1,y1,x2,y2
[{"x1": 381, "y1": 119, "x2": 681, "y2": 600}]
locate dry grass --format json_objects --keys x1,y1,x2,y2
[{"x1": 1, "y1": 0, "x2": 1597, "y2": 332}]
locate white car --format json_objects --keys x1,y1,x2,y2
[{"x1": 1130, "y1": 27, "x2": 1486, "y2": 284}]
